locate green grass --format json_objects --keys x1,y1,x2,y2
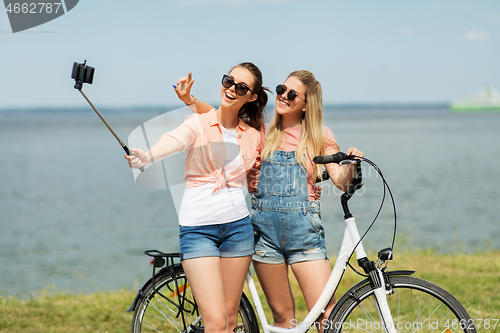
[
  {"x1": 1, "y1": 251, "x2": 499, "y2": 332},
  {"x1": 0, "y1": 287, "x2": 136, "y2": 332}
]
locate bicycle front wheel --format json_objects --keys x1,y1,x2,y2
[
  {"x1": 131, "y1": 265, "x2": 258, "y2": 333},
  {"x1": 327, "y1": 275, "x2": 476, "y2": 333}
]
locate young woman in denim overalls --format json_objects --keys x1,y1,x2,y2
[{"x1": 251, "y1": 70, "x2": 363, "y2": 332}]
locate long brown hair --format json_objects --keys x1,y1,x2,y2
[{"x1": 231, "y1": 62, "x2": 269, "y2": 131}]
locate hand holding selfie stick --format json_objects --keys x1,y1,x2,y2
[{"x1": 71, "y1": 61, "x2": 144, "y2": 172}]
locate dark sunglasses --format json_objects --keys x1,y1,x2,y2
[
  {"x1": 276, "y1": 84, "x2": 306, "y2": 102},
  {"x1": 222, "y1": 74, "x2": 254, "y2": 96}
]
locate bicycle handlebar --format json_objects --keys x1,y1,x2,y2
[
  {"x1": 313, "y1": 152, "x2": 356, "y2": 164},
  {"x1": 313, "y1": 152, "x2": 364, "y2": 219}
]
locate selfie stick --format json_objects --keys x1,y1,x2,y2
[{"x1": 72, "y1": 61, "x2": 144, "y2": 172}]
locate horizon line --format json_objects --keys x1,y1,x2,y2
[{"x1": 0, "y1": 101, "x2": 450, "y2": 112}]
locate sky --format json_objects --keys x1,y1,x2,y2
[{"x1": 1, "y1": 0, "x2": 499, "y2": 108}]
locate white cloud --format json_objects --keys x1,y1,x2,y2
[
  {"x1": 401, "y1": 26, "x2": 414, "y2": 36},
  {"x1": 464, "y1": 29, "x2": 488, "y2": 42}
]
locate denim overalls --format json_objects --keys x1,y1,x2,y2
[{"x1": 251, "y1": 150, "x2": 328, "y2": 264}]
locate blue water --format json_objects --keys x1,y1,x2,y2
[{"x1": 1, "y1": 105, "x2": 499, "y2": 298}]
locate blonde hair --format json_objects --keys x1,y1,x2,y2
[{"x1": 262, "y1": 70, "x2": 338, "y2": 180}]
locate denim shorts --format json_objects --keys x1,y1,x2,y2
[
  {"x1": 179, "y1": 216, "x2": 254, "y2": 261},
  {"x1": 251, "y1": 200, "x2": 329, "y2": 265}
]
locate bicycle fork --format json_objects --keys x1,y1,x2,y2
[
  {"x1": 345, "y1": 216, "x2": 397, "y2": 333},
  {"x1": 362, "y1": 262, "x2": 397, "y2": 333}
]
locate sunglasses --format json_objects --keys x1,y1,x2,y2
[
  {"x1": 276, "y1": 84, "x2": 306, "y2": 102},
  {"x1": 222, "y1": 74, "x2": 254, "y2": 96}
]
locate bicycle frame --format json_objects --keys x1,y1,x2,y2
[{"x1": 130, "y1": 154, "x2": 477, "y2": 333}]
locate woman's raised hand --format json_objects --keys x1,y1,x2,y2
[
  {"x1": 173, "y1": 71, "x2": 195, "y2": 105},
  {"x1": 124, "y1": 148, "x2": 150, "y2": 169},
  {"x1": 346, "y1": 147, "x2": 364, "y2": 159}
]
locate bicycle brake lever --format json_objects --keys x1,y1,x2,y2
[{"x1": 339, "y1": 160, "x2": 359, "y2": 166}]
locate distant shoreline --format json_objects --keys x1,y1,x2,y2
[{"x1": 0, "y1": 103, "x2": 451, "y2": 114}]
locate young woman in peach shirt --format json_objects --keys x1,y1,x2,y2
[{"x1": 126, "y1": 62, "x2": 269, "y2": 333}]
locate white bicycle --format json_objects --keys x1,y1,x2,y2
[{"x1": 128, "y1": 152, "x2": 477, "y2": 333}]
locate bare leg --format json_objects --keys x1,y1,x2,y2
[
  {"x1": 253, "y1": 261, "x2": 295, "y2": 328},
  {"x1": 182, "y1": 256, "x2": 252, "y2": 333},
  {"x1": 291, "y1": 260, "x2": 336, "y2": 333},
  {"x1": 182, "y1": 257, "x2": 229, "y2": 333},
  {"x1": 220, "y1": 255, "x2": 253, "y2": 331}
]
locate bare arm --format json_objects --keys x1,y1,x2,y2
[
  {"x1": 124, "y1": 134, "x2": 180, "y2": 169},
  {"x1": 173, "y1": 71, "x2": 214, "y2": 114},
  {"x1": 325, "y1": 147, "x2": 364, "y2": 192},
  {"x1": 188, "y1": 99, "x2": 213, "y2": 114}
]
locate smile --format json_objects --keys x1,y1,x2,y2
[
  {"x1": 278, "y1": 98, "x2": 289, "y2": 107},
  {"x1": 225, "y1": 92, "x2": 236, "y2": 100}
]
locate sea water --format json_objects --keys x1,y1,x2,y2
[{"x1": 1, "y1": 105, "x2": 499, "y2": 297}]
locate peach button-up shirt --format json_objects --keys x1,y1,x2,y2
[{"x1": 166, "y1": 109, "x2": 262, "y2": 193}]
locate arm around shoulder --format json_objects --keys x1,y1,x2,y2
[{"x1": 246, "y1": 127, "x2": 263, "y2": 193}]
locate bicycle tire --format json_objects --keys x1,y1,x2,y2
[
  {"x1": 326, "y1": 275, "x2": 477, "y2": 333},
  {"x1": 131, "y1": 264, "x2": 259, "y2": 333}
]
